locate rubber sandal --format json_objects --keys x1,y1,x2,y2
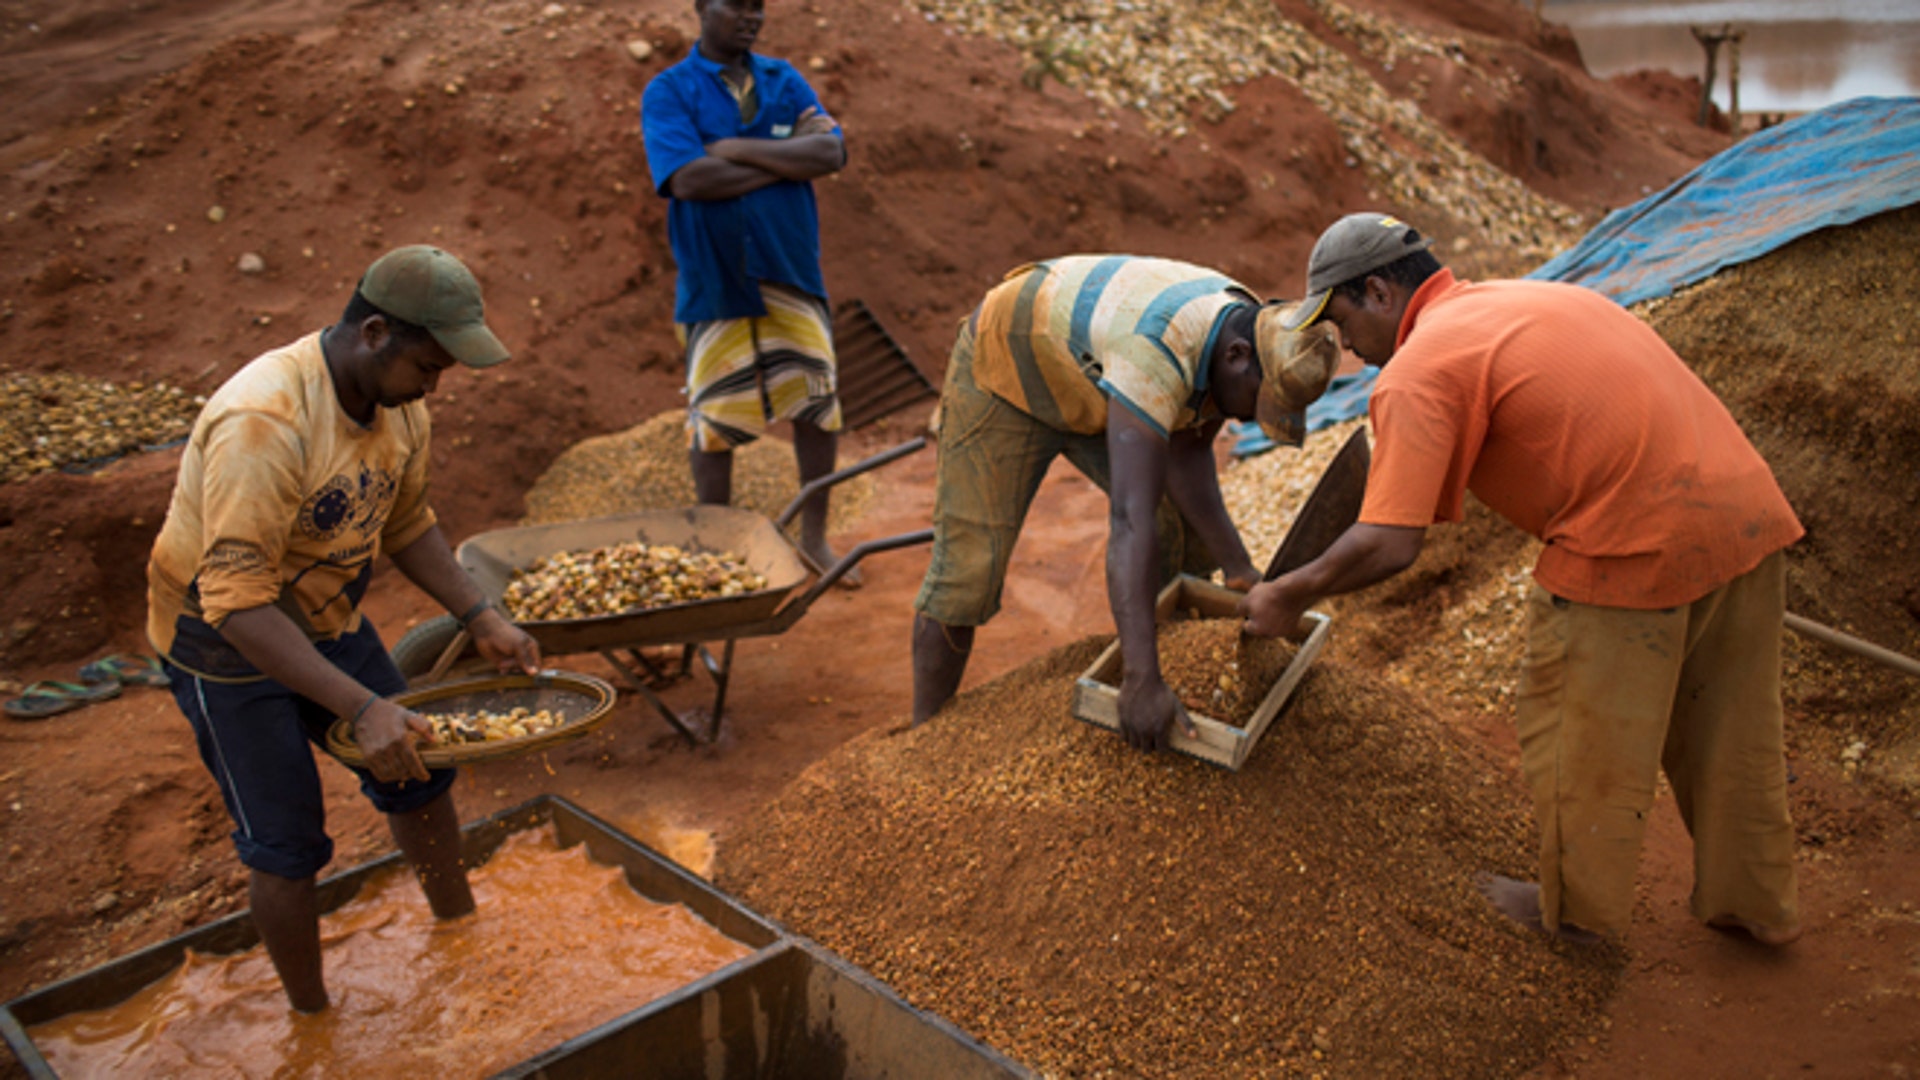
[
  {"x1": 78, "y1": 653, "x2": 171, "y2": 688},
  {"x1": 3, "y1": 679, "x2": 122, "y2": 721}
]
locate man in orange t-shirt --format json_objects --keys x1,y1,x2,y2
[{"x1": 1242, "y1": 213, "x2": 1803, "y2": 947}]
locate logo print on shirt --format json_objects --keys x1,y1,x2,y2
[{"x1": 296, "y1": 463, "x2": 400, "y2": 541}]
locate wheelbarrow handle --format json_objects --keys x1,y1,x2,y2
[
  {"x1": 771, "y1": 528, "x2": 936, "y2": 626},
  {"x1": 774, "y1": 436, "x2": 929, "y2": 531}
]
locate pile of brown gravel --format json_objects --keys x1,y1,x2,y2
[
  {"x1": 720, "y1": 639, "x2": 1619, "y2": 1078},
  {"x1": 520, "y1": 409, "x2": 873, "y2": 534},
  {"x1": 1, "y1": 371, "x2": 205, "y2": 484},
  {"x1": 1150, "y1": 617, "x2": 1297, "y2": 726}
]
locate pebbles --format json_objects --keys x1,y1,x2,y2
[
  {"x1": 500, "y1": 540, "x2": 767, "y2": 621},
  {"x1": 1153, "y1": 617, "x2": 1297, "y2": 725},
  {"x1": 721, "y1": 640, "x2": 1620, "y2": 1077},
  {"x1": 1, "y1": 372, "x2": 204, "y2": 484},
  {"x1": 520, "y1": 409, "x2": 873, "y2": 535},
  {"x1": 907, "y1": 0, "x2": 1579, "y2": 255},
  {"x1": 423, "y1": 706, "x2": 563, "y2": 744},
  {"x1": 1220, "y1": 416, "x2": 1371, "y2": 568}
]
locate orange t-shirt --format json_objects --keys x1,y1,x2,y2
[
  {"x1": 1360, "y1": 270, "x2": 1802, "y2": 609},
  {"x1": 147, "y1": 332, "x2": 438, "y2": 680}
]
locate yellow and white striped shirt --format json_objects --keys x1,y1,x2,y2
[{"x1": 970, "y1": 255, "x2": 1256, "y2": 438}]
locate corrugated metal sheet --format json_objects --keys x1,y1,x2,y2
[{"x1": 832, "y1": 299, "x2": 937, "y2": 429}]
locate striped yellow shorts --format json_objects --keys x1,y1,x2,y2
[{"x1": 679, "y1": 281, "x2": 844, "y2": 452}]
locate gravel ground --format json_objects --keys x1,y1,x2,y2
[
  {"x1": 1, "y1": 372, "x2": 204, "y2": 483},
  {"x1": 520, "y1": 408, "x2": 874, "y2": 533},
  {"x1": 722, "y1": 639, "x2": 1621, "y2": 1078},
  {"x1": 905, "y1": 0, "x2": 1580, "y2": 257}
]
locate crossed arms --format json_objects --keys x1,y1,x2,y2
[{"x1": 666, "y1": 106, "x2": 844, "y2": 201}]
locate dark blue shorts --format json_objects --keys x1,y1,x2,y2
[{"x1": 165, "y1": 619, "x2": 456, "y2": 880}]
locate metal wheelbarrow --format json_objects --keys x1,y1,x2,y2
[{"x1": 394, "y1": 437, "x2": 931, "y2": 744}]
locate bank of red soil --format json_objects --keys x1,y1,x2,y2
[{"x1": 0, "y1": 0, "x2": 1719, "y2": 669}]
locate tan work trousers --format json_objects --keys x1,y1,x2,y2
[{"x1": 1515, "y1": 550, "x2": 1798, "y2": 937}]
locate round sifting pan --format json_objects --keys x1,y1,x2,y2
[{"x1": 325, "y1": 670, "x2": 617, "y2": 768}]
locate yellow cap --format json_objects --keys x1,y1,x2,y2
[{"x1": 1253, "y1": 302, "x2": 1338, "y2": 446}]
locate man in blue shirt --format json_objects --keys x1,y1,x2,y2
[{"x1": 642, "y1": 0, "x2": 853, "y2": 575}]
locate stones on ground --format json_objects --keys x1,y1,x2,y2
[
  {"x1": 625, "y1": 39, "x2": 653, "y2": 62},
  {"x1": 1, "y1": 373, "x2": 205, "y2": 484},
  {"x1": 1221, "y1": 415, "x2": 1369, "y2": 568},
  {"x1": 906, "y1": 0, "x2": 1579, "y2": 256},
  {"x1": 1150, "y1": 617, "x2": 1297, "y2": 725},
  {"x1": 520, "y1": 408, "x2": 873, "y2": 536},
  {"x1": 721, "y1": 640, "x2": 1621, "y2": 1077},
  {"x1": 236, "y1": 252, "x2": 265, "y2": 274}
]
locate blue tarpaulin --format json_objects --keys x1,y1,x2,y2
[
  {"x1": 1231, "y1": 96, "x2": 1920, "y2": 458},
  {"x1": 1529, "y1": 96, "x2": 1920, "y2": 305}
]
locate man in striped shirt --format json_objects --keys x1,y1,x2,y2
[{"x1": 912, "y1": 255, "x2": 1339, "y2": 750}]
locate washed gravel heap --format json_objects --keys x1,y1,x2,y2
[
  {"x1": 1, "y1": 371, "x2": 204, "y2": 484},
  {"x1": 721, "y1": 639, "x2": 1620, "y2": 1078},
  {"x1": 906, "y1": 0, "x2": 1580, "y2": 256},
  {"x1": 521, "y1": 409, "x2": 872, "y2": 533}
]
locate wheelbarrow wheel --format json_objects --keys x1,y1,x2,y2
[{"x1": 391, "y1": 615, "x2": 482, "y2": 686}]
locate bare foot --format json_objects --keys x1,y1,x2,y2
[
  {"x1": 1473, "y1": 873, "x2": 1604, "y2": 946},
  {"x1": 798, "y1": 538, "x2": 863, "y2": 590},
  {"x1": 1706, "y1": 914, "x2": 1802, "y2": 947}
]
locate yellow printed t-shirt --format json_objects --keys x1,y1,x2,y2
[
  {"x1": 147, "y1": 332, "x2": 438, "y2": 681},
  {"x1": 1359, "y1": 270, "x2": 1803, "y2": 609},
  {"x1": 970, "y1": 255, "x2": 1255, "y2": 438}
]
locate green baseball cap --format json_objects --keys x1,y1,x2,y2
[
  {"x1": 1281, "y1": 213, "x2": 1434, "y2": 331},
  {"x1": 359, "y1": 245, "x2": 510, "y2": 368}
]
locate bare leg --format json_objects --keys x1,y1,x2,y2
[
  {"x1": 691, "y1": 446, "x2": 732, "y2": 506},
  {"x1": 250, "y1": 869, "x2": 329, "y2": 1013},
  {"x1": 791, "y1": 418, "x2": 860, "y2": 584},
  {"x1": 792, "y1": 419, "x2": 858, "y2": 585},
  {"x1": 1474, "y1": 873, "x2": 1604, "y2": 946},
  {"x1": 912, "y1": 614, "x2": 973, "y2": 726},
  {"x1": 386, "y1": 789, "x2": 475, "y2": 920}
]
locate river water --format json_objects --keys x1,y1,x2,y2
[{"x1": 1542, "y1": 0, "x2": 1920, "y2": 114}]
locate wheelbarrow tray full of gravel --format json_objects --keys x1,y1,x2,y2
[{"x1": 401, "y1": 438, "x2": 932, "y2": 744}]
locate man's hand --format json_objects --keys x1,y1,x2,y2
[
  {"x1": 794, "y1": 105, "x2": 837, "y2": 137},
  {"x1": 354, "y1": 697, "x2": 433, "y2": 784},
  {"x1": 1239, "y1": 578, "x2": 1310, "y2": 639},
  {"x1": 1118, "y1": 673, "x2": 1198, "y2": 752},
  {"x1": 468, "y1": 608, "x2": 541, "y2": 676}
]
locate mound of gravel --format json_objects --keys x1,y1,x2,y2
[{"x1": 720, "y1": 638, "x2": 1619, "y2": 1078}]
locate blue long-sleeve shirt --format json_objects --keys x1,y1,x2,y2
[{"x1": 641, "y1": 49, "x2": 839, "y2": 323}]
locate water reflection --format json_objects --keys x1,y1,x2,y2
[{"x1": 1543, "y1": 0, "x2": 1920, "y2": 113}]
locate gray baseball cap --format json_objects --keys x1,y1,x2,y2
[{"x1": 1281, "y1": 213, "x2": 1434, "y2": 331}]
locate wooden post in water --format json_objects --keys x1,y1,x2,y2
[
  {"x1": 1728, "y1": 29, "x2": 1745, "y2": 134},
  {"x1": 1690, "y1": 23, "x2": 1733, "y2": 127}
]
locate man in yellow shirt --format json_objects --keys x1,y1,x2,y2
[{"x1": 148, "y1": 246, "x2": 540, "y2": 1012}]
